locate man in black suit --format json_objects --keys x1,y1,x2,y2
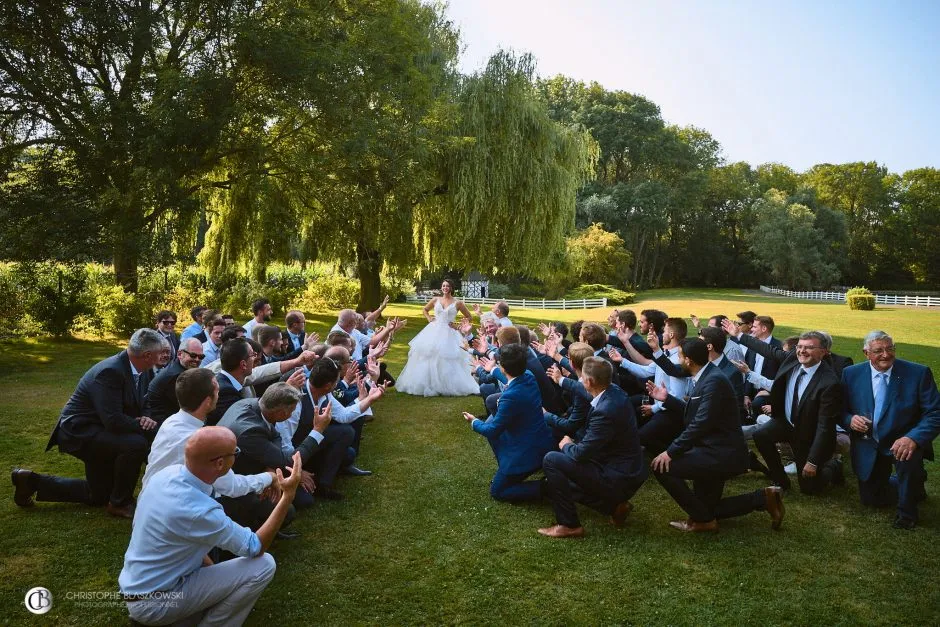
[
  {"x1": 742, "y1": 315, "x2": 782, "y2": 417},
  {"x1": 144, "y1": 337, "x2": 206, "y2": 424},
  {"x1": 12, "y1": 329, "x2": 164, "y2": 518},
  {"x1": 727, "y1": 325, "x2": 844, "y2": 493},
  {"x1": 216, "y1": 383, "x2": 326, "y2": 526},
  {"x1": 206, "y1": 338, "x2": 255, "y2": 426},
  {"x1": 517, "y1": 325, "x2": 566, "y2": 416},
  {"x1": 539, "y1": 357, "x2": 648, "y2": 538},
  {"x1": 154, "y1": 310, "x2": 181, "y2": 352},
  {"x1": 649, "y1": 338, "x2": 784, "y2": 532},
  {"x1": 282, "y1": 310, "x2": 307, "y2": 352}
]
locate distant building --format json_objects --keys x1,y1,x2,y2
[{"x1": 462, "y1": 271, "x2": 490, "y2": 298}]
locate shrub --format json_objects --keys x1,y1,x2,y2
[
  {"x1": 83, "y1": 284, "x2": 152, "y2": 337},
  {"x1": 846, "y1": 286, "x2": 876, "y2": 310},
  {"x1": 292, "y1": 275, "x2": 361, "y2": 310},
  {"x1": 487, "y1": 283, "x2": 513, "y2": 299},
  {"x1": 565, "y1": 284, "x2": 635, "y2": 305}
]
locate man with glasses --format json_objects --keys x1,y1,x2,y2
[
  {"x1": 154, "y1": 310, "x2": 180, "y2": 352},
  {"x1": 145, "y1": 338, "x2": 207, "y2": 425},
  {"x1": 119, "y1": 426, "x2": 301, "y2": 625},
  {"x1": 841, "y1": 331, "x2": 940, "y2": 529},
  {"x1": 13, "y1": 329, "x2": 163, "y2": 518},
  {"x1": 723, "y1": 322, "x2": 843, "y2": 494}
]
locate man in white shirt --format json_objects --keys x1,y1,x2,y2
[
  {"x1": 242, "y1": 298, "x2": 272, "y2": 338},
  {"x1": 142, "y1": 369, "x2": 277, "y2": 522},
  {"x1": 119, "y1": 427, "x2": 301, "y2": 626}
]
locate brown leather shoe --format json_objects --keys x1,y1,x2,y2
[
  {"x1": 106, "y1": 502, "x2": 135, "y2": 519},
  {"x1": 11, "y1": 468, "x2": 35, "y2": 507},
  {"x1": 537, "y1": 524, "x2": 585, "y2": 538},
  {"x1": 669, "y1": 519, "x2": 718, "y2": 532},
  {"x1": 610, "y1": 501, "x2": 633, "y2": 527},
  {"x1": 764, "y1": 486, "x2": 784, "y2": 530}
]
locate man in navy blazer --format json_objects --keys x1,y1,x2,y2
[
  {"x1": 12, "y1": 329, "x2": 164, "y2": 518},
  {"x1": 841, "y1": 330, "x2": 940, "y2": 529},
  {"x1": 649, "y1": 338, "x2": 784, "y2": 533},
  {"x1": 538, "y1": 357, "x2": 647, "y2": 538},
  {"x1": 463, "y1": 343, "x2": 554, "y2": 503}
]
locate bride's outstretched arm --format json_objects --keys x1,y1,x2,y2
[{"x1": 423, "y1": 297, "x2": 437, "y2": 323}]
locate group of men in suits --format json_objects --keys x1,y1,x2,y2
[{"x1": 462, "y1": 308, "x2": 940, "y2": 536}]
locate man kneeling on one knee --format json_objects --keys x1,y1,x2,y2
[
  {"x1": 539, "y1": 357, "x2": 647, "y2": 538},
  {"x1": 119, "y1": 427, "x2": 302, "y2": 626}
]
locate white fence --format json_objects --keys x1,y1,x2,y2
[
  {"x1": 405, "y1": 295, "x2": 608, "y2": 310},
  {"x1": 759, "y1": 286, "x2": 940, "y2": 308}
]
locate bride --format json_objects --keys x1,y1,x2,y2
[{"x1": 396, "y1": 279, "x2": 481, "y2": 397}]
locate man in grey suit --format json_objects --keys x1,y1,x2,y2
[
  {"x1": 12, "y1": 329, "x2": 163, "y2": 518},
  {"x1": 216, "y1": 383, "x2": 330, "y2": 526}
]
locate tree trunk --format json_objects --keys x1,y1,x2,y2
[
  {"x1": 113, "y1": 241, "x2": 139, "y2": 293},
  {"x1": 356, "y1": 240, "x2": 382, "y2": 312}
]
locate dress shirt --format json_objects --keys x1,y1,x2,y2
[
  {"x1": 784, "y1": 362, "x2": 821, "y2": 423},
  {"x1": 288, "y1": 331, "x2": 303, "y2": 351},
  {"x1": 589, "y1": 388, "x2": 606, "y2": 409},
  {"x1": 180, "y1": 322, "x2": 202, "y2": 341},
  {"x1": 276, "y1": 383, "x2": 329, "y2": 453},
  {"x1": 142, "y1": 410, "x2": 271, "y2": 496},
  {"x1": 723, "y1": 341, "x2": 745, "y2": 363},
  {"x1": 746, "y1": 370, "x2": 774, "y2": 393},
  {"x1": 643, "y1": 346, "x2": 691, "y2": 411},
  {"x1": 118, "y1": 465, "x2": 261, "y2": 595},
  {"x1": 497, "y1": 317, "x2": 513, "y2": 327},
  {"x1": 751, "y1": 335, "x2": 773, "y2": 378},
  {"x1": 202, "y1": 339, "x2": 221, "y2": 366},
  {"x1": 242, "y1": 318, "x2": 260, "y2": 337}
]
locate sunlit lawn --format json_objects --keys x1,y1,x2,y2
[{"x1": 0, "y1": 289, "x2": 938, "y2": 625}]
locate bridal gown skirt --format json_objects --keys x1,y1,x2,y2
[{"x1": 396, "y1": 321, "x2": 481, "y2": 397}]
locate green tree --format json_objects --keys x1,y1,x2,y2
[
  {"x1": 748, "y1": 190, "x2": 841, "y2": 289},
  {"x1": 565, "y1": 223, "x2": 632, "y2": 286},
  {"x1": 896, "y1": 168, "x2": 940, "y2": 288}
]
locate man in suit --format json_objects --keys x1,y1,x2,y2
[
  {"x1": 742, "y1": 315, "x2": 782, "y2": 417},
  {"x1": 607, "y1": 309, "x2": 654, "y2": 362},
  {"x1": 12, "y1": 329, "x2": 163, "y2": 518},
  {"x1": 144, "y1": 337, "x2": 206, "y2": 424},
  {"x1": 543, "y1": 342, "x2": 595, "y2": 442},
  {"x1": 462, "y1": 344, "x2": 555, "y2": 503},
  {"x1": 205, "y1": 338, "x2": 255, "y2": 426},
  {"x1": 217, "y1": 383, "x2": 325, "y2": 522},
  {"x1": 649, "y1": 338, "x2": 784, "y2": 532},
  {"x1": 732, "y1": 329, "x2": 844, "y2": 493},
  {"x1": 154, "y1": 310, "x2": 181, "y2": 352},
  {"x1": 538, "y1": 357, "x2": 648, "y2": 538},
  {"x1": 841, "y1": 330, "x2": 940, "y2": 529},
  {"x1": 282, "y1": 310, "x2": 307, "y2": 352},
  {"x1": 517, "y1": 325, "x2": 566, "y2": 416}
]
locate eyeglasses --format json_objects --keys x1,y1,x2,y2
[
  {"x1": 868, "y1": 346, "x2": 896, "y2": 356},
  {"x1": 210, "y1": 446, "x2": 240, "y2": 462},
  {"x1": 180, "y1": 349, "x2": 205, "y2": 360}
]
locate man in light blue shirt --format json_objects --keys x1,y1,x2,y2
[
  {"x1": 119, "y1": 426, "x2": 301, "y2": 626},
  {"x1": 180, "y1": 306, "x2": 207, "y2": 341}
]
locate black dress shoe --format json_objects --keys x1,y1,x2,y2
[
  {"x1": 892, "y1": 516, "x2": 916, "y2": 530},
  {"x1": 318, "y1": 487, "x2": 344, "y2": 501},
  {"x1": 341, "y1": 465, "x2": 372, "y2": 477},
  {"x1": 11, "y1": 468, "x2": 36, "y2": 507},
  {"x1": 276, "y1": 529, "x2": 302, "y2": 540}
]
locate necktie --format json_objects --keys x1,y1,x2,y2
[
  {"x1": 789, "y1": 369, "x2": 806, "y2": 424},
  {"x1": 873, "y1": 372, "x2": 888, "y2": 433}
]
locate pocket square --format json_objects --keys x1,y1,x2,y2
[{"x1": 690, "y1": 396, "x2": 702, "y2": 400}]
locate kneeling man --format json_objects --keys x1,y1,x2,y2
[
  {"x1": 462, "y1": 343, "x2": 554, "y2": 502},
  {"x1": 539, "y1": 357, "x2": 647, "y2": 538},
  {"x1": 119, "y1": 427, "x2": 301, "y2": 625}
]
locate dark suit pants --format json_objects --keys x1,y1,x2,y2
[
  {"x1": 543, "y1": 451, "x2": 645, "y2": 528},
  {"x1": 304, "y1": 423, "x2": 354, "y2": 488},
  {"x1": 36, "y1": 431, "x2": 149, "y2": 507},
  {"x1": 483, "y1": 391, "x2": 501, "y2": 417},
  {"x1": 639, "y1": 409, "x2": 683, "y2": 457},
  {"x1": 752, "y1": 420, "x2": 837, "y2": 494},
  {"x1": 654, "y1": 449, "x2": 764, "y2": 523},
  {"x1": 489, "y1": 468, "x2": 544, "y2": 503},
  {"x1": 858, "y1": 450, "x2": 926, "y2": 523}
]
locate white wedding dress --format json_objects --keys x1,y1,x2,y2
[{"x1": 396, "y1": 300, "x2": 481, "y2": 397}]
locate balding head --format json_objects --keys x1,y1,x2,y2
[
  {"x1": 324, "y1": 345, "x2": 351, "y2": 366},
  {"x1": 185, "y1": 426, "x2": 238, "y2": 484},
  {"x1": 338, "y1": 309, "x2": 357, "y2": 331},
  {"x1": 178, "y1": 337, "x2": 205, "y2": 369}
]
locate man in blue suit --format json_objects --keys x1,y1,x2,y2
[
  {"x1": 463, "y1": 343, "x2": 555, "y2": 503},
  {"x1": 841, "y1": 330, "x2": 940, "y2": 529},
  {"x1": 538, "y1": 357, "x2": 648, "y2": 538}
]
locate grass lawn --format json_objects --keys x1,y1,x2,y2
[{"x1": 1, "y1": 289, "x2": 939, "y2": 625}]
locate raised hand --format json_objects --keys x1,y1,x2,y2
[
  {"x1": 299, "y1": 350, "x2": 318, "y2": 366},
  {"x1": 276, "y1": 452, "x2": 303, "y2": 498},
  {"x1": 304, "y1": 332, "x2": 320, "y2": 349},
  {"x1": 313, "y1": 401, "x2": 332, "y2": 433},
  {"x1": 366, "y1": 355, "x2": 381, "y2": 380},
  {"x1": 367, "y1": 381, "x2": 387, "y2": 401},
  {"x1": 473, "y1": 303, "x2": 482, "y2": 316},
  {"x1": 472, "y1": 336, "x2": 487, "y2": 355},
  {"x1": 731, "y1": 359, "x2": 750, "y2": 374},
  {"x1": 546, "y1": 364, "x2": 564, "y2": 385},
  {"x1": 470, "y1": 355, "x2": 482, "y2": 369},
  {"x1": 646, "y1": 330, "x2": 660, "y2": 352},
  {"x1": 343, "y1": 362, "x2": 358, "y2": 385},
  {"x1": 458, "y1": 319, "x2": 472, "y2": 335},
  {"x1": 479, "y1": 356, "x2": 497, "y2": 374},
  {"x1": 720, "y1": 317, "x2": 738, "y2": 337},
  {"x1": 286, "y1": 368, "x2": 307, "y2": 389},
  {"x1": 689, "y1": 314, "x2": 700, "y2": 329},
  {"x1": 606, "y1": 347, "x2": 623, "y2": 363},
  {"x1": 538, "y1": 322, "x2": 552, "y2": 338},
  {"x1": 646, "y1": 380, "x2": 669, "y2": 402}
]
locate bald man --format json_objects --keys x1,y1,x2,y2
[{"x1": 119, "y1": 427, "x2": 301, "y2": 626}]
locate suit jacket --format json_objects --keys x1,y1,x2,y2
[
  {"x1": 206, "y1": 372, "x2": 244, "y2": 426},
  {"x1": 472, "y1": 372, "x2": 555, "y2": 475},
  {"x1": 765, "y1": 358, "x2": 841, "y2": 466},
  {"x1": 281, "y1": 329, "x2": 306, "y2": 352},
  {"x1": 144, "y1": 359, "x2": 186, "y2": 424},
  {"x1": 840, "y1": 360, "x2": 940, "y2": 481},
  {"x1": 217, "y1": 398, "x2": 320, "y2": 476},
  {"x1": 544, "y1": 377, "x2": 592, "y2": 438},
  {"x1": 663, "y1": 364, "x2": 749, "y2": 474},
  {"x1": 560, "y1": 384, "x2": 646, "y2": 481},
  {"x1": 47, "y1": 351, "x2": 151, "y2": 453},
  {"x1": 526, "y1": 349, "x2": 566, "y2": 415},
  {"x1": 826, "y1": 353, "x2": 853, "y2": 379},
  {"x1": 158, "y1": 330, "x2": 181, "y2": 353}
]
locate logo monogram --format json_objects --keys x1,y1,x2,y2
[{"x1": 25, "y1": 587, "x2": 52, "y2": 614}]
